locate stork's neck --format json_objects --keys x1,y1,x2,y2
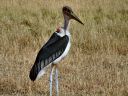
[{"x1": 63, "y1": 15, "x2": 70, "y2": 31}]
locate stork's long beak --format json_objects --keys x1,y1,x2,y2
[{"x1": 70, "y1": 12, "x2": 84, "y2": 25}]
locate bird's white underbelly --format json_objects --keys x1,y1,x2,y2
[{"x1": 53, "y1": 40, "x2": 71, "y2": 64}]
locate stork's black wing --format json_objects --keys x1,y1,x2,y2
[{"x1": 29, "y1": 33, "x2": 69, "y2": 81}]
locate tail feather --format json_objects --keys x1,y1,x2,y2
[
  {"x1": 29, "y1": 62, "x2": 48, "y2": 81},
  {"x1": 36, "y1": 69, "x2": 46, "y2": 80},
  {"x1": 29, "y1": 62, "x2": 41, "y2": 81}
]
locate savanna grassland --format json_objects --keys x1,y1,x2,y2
[{"x1": 0, "y1": 0, "x2": 128, "y2": 96}]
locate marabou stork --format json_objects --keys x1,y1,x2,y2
[{"x1": 29, "y1": 6, "x2": 84, "y2": 96}]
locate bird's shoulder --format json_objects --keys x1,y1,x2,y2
[
  {"x1": 43, "y1": 32, "x2": 61, "y2": 48},
  {"x1": 42, "y1": 30, "x2": 69, "y2": 50}
]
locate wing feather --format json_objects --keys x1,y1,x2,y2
[{"x1": 29, "y1": 33, "x2": 69, "y2": 81}]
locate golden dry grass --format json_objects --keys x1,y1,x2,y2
[{"x1": 0, "y1": 0, "x2": 128, "y2": 96}]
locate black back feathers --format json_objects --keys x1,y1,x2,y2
[{"x1": 29, "y1": 33, "x2": 69, "y2": 81}]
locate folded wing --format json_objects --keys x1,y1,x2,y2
[{"x1": 29, "y1": 33, "x2": 69, "y2": 81}]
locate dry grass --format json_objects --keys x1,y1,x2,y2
[{"x1": 0, "y1": 0, "x2": 128, "y2": 96}]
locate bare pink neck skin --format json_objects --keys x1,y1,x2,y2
[{"x1": 63, "y1": 14, "x2": 70, "y2": 31}]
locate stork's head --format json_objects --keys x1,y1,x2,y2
[{"x1": 62, "y1": 6, "x2": 84, "y2": 25}]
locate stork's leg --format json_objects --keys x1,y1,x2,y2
[
  {"x1": 55, "y1": 65, "x2": 59, "y2": 96},
  {"x1": 50, "y1": 64, "x2": 55, "y2": 96}
]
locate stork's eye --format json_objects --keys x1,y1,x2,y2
[{"x1": 66, "y1": 9, "x2": 70, "y2": 12}]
